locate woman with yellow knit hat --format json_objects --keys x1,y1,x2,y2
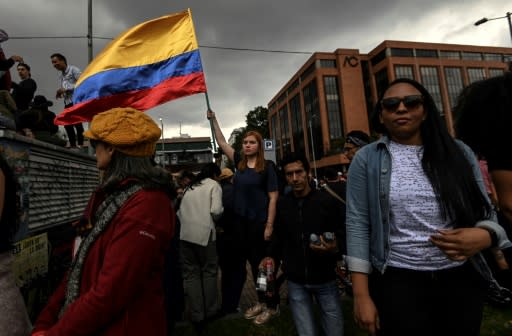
[{"x1": 32, "y1": 108, "x2": 176, "y2": 336}]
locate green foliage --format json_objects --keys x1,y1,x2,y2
[
  {"x1": 231, "y1": 127, "x2": 246, "y2": 155},
  {"x1": 245, "y1": 106, "x2": 269, "y2": 138},
  {"x1": 232, "y1": 106, "x2": 269, "y2": 153}
]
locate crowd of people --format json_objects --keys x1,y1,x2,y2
[
  {"x1": 1, "y1": 24, "x2": 512, "y2": 336},
  {"x1": 0, "y1": 29, "x2": 83, "y2": 148}
]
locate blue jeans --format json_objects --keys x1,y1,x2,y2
[{"x1": 288, "y1": 280, "x2": 343, "y2": 336}]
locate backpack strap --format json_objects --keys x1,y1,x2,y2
[{"x1": 322, "y1": 184, "x2": 346, "y2": 204}]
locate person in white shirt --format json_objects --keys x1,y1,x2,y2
[
  {"x1": 50, "y1": 53, "x2": 84, "y2": 148},
  {"x1": 178, "y1": 163, "x2": 223, "y2": 333}
]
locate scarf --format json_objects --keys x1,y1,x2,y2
[{"x1": 59, "y1": 183, "x2": 142, "y2": 317}]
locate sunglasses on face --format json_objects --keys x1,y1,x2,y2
[{"x1": 381, "y1": 95, "x2": 424, "y2": 111}]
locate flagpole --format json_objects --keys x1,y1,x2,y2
[{"x1": 204, "y1": 92, "x2": 217, "y2": 152}]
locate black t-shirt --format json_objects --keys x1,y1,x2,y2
[{"x1": 233, "y1": 151, "x2": 278, "y2": 222}]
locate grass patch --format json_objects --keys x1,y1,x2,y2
[{"x1": 173, "y1": 297, "x2": 512, "y2": 335}]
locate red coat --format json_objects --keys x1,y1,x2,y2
[{"x1": 33, "y1": 188, "x2": 175, "y2": 336}]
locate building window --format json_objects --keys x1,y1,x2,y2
[
  {"x1": 371, "y1": 49, "x2": 387, "y2": 66},
  {"x1": 390, "y1": 48, "x2": 414, "y2": 57},
  {"x1": 420, "y1": 66, "x2": 443, "y2": 114},
  {"x1": 462, "y1": 52, "x2": 482, "y2": 61},
  {"x1": 303, "y1": 79, "x2": 323, "y2": 160},
  {"x1": 394, "y1": 65, "x2": 415, "y2": 80},
  {"x1": 323, "y1": 76, "x2": 343, "y2": 143},
  {"x1": 279, "y1": 105, "x2": 291, "y2": 156},
  {"x1": 300, "y1": 63, "x2": 316, "y2": 82},
  {"x1": 444, "y1": 67, "x2": 464, "y2": 114},
  {"x1": 362, "y1": 61, "x2": 374, "y2": 119},
  {"x1": 375, "y1": 68, "x2": 389, "y2": 99},
  {"x1": 483, "y1": 53, "x2": 503, "y2": 61},
  {"x1": 290, "y1": 94, "x2": 305, "y2": 155},
  {"x1": 416, "y1": 49, "x2": 438, "y2": 58},
  {"x1": 271, "y1": 114, "x2": 279, "y2": 159},
  {"x1": 319, "y1": 59, "x2": 336, "y2": 68},
  {"x1": 489, "y1": 68, "x2": 505, "y2": 77},
  {"x1": 467, "y1": 68, "x2": 485, "y2": 83},
  {"x1": 440, "y1": 50, "x2": 460, "y2": 59}
]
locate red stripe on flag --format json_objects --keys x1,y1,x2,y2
[{"x1": 55, "y1": 72, "x2": 206, "y2": 125}]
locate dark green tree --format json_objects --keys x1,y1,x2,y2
[
  {"x1": 232, "y1": 106, "x2": 269, "y2": 153},
  {"x1": 245, "y1": 106, "x2": 269, "y2": 138},
  {"x1": 231, "y1": 127, "x2": 245, "y2": 156}
]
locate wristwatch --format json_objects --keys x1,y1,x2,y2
[{"x1": 484, "y1": 228, "x2": 499, "y2": 248}]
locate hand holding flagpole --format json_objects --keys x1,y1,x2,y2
[{"x1": 204, "y1": 92, "x2": 217, "y2": 152}]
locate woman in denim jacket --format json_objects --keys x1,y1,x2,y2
[{"x1": 346, "y1": 78, "x2": 511, "y2": 336}]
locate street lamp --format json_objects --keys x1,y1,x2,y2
[
  {"x1": 87, "y1": 0, "x2": 93, "y2": 63},
  {"x1": 474, "y1": 12, "x2": 512, "y2": 43},
  {"x1": 308, "y1": 115, "x2": 318, "y2": 182},
  {"x1": 159, "y1": 118, "x2": 165, "y2": 167}
]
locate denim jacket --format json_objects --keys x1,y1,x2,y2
[{"x1": 345, "y1": 136, "x2": 511, "y2": 283}]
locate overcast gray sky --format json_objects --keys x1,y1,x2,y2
[{"x1": 2, "y1": 0, "x2": 511, "y2": 139}]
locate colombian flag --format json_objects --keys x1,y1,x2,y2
[{"x1": 55, "y1": 9, "x2": 206, "y2": 125}]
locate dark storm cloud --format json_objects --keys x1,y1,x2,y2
[{"x1": 2, "y1": 0, "x2": 510, "y2": 137}]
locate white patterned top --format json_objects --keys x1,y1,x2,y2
[{"x1": 387, "y1": 141, "x2": 463, "y2": 270}]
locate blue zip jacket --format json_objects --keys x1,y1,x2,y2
[{"x1": 346, "y1": 136, "x2": 511, "y2": 282}]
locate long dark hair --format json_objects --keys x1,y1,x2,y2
[
  {"x1": 188, "y1": 163, "x2": 221, "y2": 190},
  {"x1": 371, "y1": 78, "x2": 492, "y2": 227},
  {"x1": 101, "y1": 151, "x2": 174, "y2": 197},
  {"x1": 454, "y1": 72, "x2": 512, "y2": 160},
  {"x1": 0, "y1": 154, "x2": 20, "y2": 251}
]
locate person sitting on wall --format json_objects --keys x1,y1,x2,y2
[
  {"x1": 0, "y1": 28, "x2": 23, "y2": 91},
  {"x1": 11, "y1": 63, "x2": 36, "y2": 112},
  {"x1": 0, "y1": 90, "x2": 16, "y2": 130},
  {"x1": 17, "y1": 95, "x2": 66, "y2": 146}
]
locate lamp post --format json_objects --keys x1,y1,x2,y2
[
  {"x1": 87, "y1": 0, "x2": 93, "y2": 63},
  {"x1": 86, "y1": 0, "x2": 94, "y2": 156},
  {"x1": 159, "y1": 118, "x2": 165, "y2": 167},
  {"x1": 474, "y1": 12, "x2": 512, "y2": 44},
  {"x1": 308, "y1": 115, "x2": 318, "y2": 182}
]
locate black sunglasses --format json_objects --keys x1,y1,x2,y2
[{"x1": 381, "y1": 95, "x2": 424, "y2": 111}]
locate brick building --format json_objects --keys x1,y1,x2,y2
[{"x1": 267, "y1": 40, "x2": 512, "y2": 174}]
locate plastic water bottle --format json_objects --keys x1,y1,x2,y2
[
  {"x1": 323, "y1": 232, "x2": 335, "y2": 242},
  {"x1": 256, "y1": 267, "x2": 267, "y2": 292},
  {"x1": 265, "y1": 259, "x2": 275, "y2": 298}
]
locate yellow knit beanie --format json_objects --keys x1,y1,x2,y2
[{"x1": 83, "y1": 107, "x2": 161, "y2": 157}]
